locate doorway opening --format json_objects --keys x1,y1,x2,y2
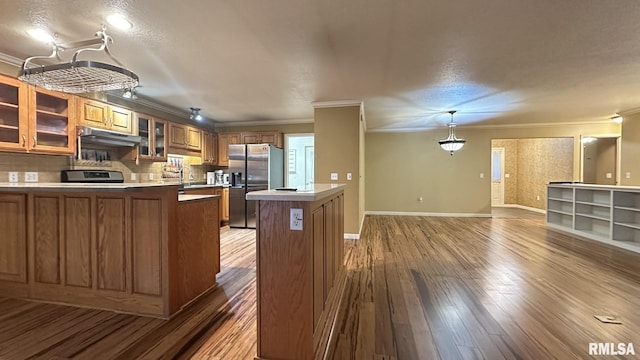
[
  {"x1": 581, "y1": 136, "x2": 619, "y2": 185},
  {"x1": 491, "y1": 147, "x2": 505, "y2": 206},
  {"x1": 284, "y1": 133, "x2": 314, "y2": 189}
]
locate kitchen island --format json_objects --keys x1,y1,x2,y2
[
  {"x1": 0, "y1": 183, "x2": 220, "y2": 318},
  {"x1": 247, "y1": 184, "x2": 345, "y2": 360}
]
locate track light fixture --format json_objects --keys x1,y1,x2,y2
[
  {"x1": 190, "y1": 107, "x2": 203, "y2": 121},
  {"x1": 122, "y1": 87, "x2": 137, "y2": 100}
]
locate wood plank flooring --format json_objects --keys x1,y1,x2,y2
[{"x1": 1, "y1": 214, "x2": 640, "y2": 359}]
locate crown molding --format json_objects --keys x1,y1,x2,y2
[
  {"x1": 217, "y1": 118, "x2": 314, "y2": 127},
  {"x1": 311, "y1": 100, "x2": 362, "y2": 108},
  {"x1": 618, "y1": 107, "x2": 640, "y2": 116},
  {"x1": 367, "y1": 119, "x2": 618, "y2": 133},
  {"x1": 0, "y1": 52, "x2": 23, "y2": 67}
]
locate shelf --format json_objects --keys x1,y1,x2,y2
[
  {"x1": 575, "y1": 229, "x2": 610, "y2": 240},
  {"x1": 614, "y1": 222, "x2": 640, "y2": 231},
  {"x1": 0, "y1": 124, "x2": 19, "y2": 131},
  {"x1": 548, "y1": 197, "x2": 573, "y2": 203},
  {"x1": 575, "y1": 200, "x2": 610, "y2": 208},
  {"x1": 0, "y1": 101, "x2": 18, "y2": 109},
  {"x1": 36, "y1": 109, "x2": 68, "y2": 119},
  {"x1": 614, "y1": 205, "x2": 640, "y2": 213},
  {"x1": 37, "y1": 129, "x2": 68, "y2": 136},
  {"x1": 547, "y1": 209, "x2": 573, "y2": 216},
  {"x1": 575, "y1": 213, "x2": 610, "y2": 221}
]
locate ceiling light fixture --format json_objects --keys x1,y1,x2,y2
[
  {"x1": 27, "y1": 28, "x2": 55, "y2": 44},
  {"x1": 106, "y1": 14, "x2": 133, "y2": 31},
  {"x1": 18, "y1": 26, "x2": 139, "y2": 94},
  {"x1": 438, "y1": 110, "x2": 465, "y2": 155},
  {"x1": 611, "y1": 115, "x2": 623, "y2": 123},
  {"x1": 581, "y1": 137, "x2": 597, "y2": 144},
  {"x1": 190, "y1": 107, "x2": 203, "y2": 121},
  {"x1": 122, "y1": 87, "x2": 138, "y2": 100}
]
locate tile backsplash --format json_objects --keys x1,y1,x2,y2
[{"x1": 0, "y1": 151, "x2": 218, "y2": 183}]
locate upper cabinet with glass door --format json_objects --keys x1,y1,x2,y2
[
  {"x1": 136, "y1": 113, "x2": 166, "y2": 161},
  {"x1": 0, "y1": 74, "x2": 75, "y2": 155},
  {"x1": 0, "y1": 75, "x2": 28, "y2": 152},
  {"x1": 29, "y1": 87, "x2": 76, "y2": 155}
]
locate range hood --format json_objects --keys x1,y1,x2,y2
[{"x1": 78, "y1": 126, "x2": 141, "y2": 147}]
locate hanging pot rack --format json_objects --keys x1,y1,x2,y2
[{"x1": 18, "y1": 26, "x2": 139, "y2": 94}]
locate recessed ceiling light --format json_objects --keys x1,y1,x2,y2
[
  {"x1": 27, "y1": 28, "x2": 54, "y2": 44},
  {"x1": 107, "y1": 14, "x2": 133, "y2": 30}
]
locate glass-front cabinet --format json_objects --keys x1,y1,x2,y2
[
  {"x1": 30, "y1": 88, "x2": 75, "y2": 154},
  {"x1": 0, "y1": 75, "x2": 28, "y2": 151},
  {"x1": 137, "y1": 113, "x2": 166, "y2": 161},
  {"x1": 0, "y1": 74, "x2": 75, "y2": 154}
]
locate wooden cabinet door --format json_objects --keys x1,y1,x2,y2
[
  {"x1": 202, "y1": 131, "x2": 214, "y2": 164},
  {"x1": 222, "y1": 187, "x2": 229, "y2": 222},
  {"x1": 0, "y1": 194, "x2": 27, "y2": 283},
  {"x1": 187, "y1": 127, "x2": 202, "y2": 150},
  {"x1": 218, "y1": 134, "x2": 230, "y2": 166},
  {"x1": 169, "y1": 122, "x2": 188, "y2": 148},
  {"x1": 259, "y1": 131, "x2": 282, "y2": 147},
  {"x1": 0, "y1": 75, "x2": 29, "y2": 152},
  {"x1": 241, "y1": 132, "x2": 259, "y2": 144},
  {"x1": 29, "y1": 88, "x2": 76, "y2": 155},
  {"x1": 79, "y1": 99, "x2": 109, "y2": 129},
  {"x1": 110, "y1": 105, "x2": 133, "y2": 134},
  {"x1": 153, "y1": 119, "x2": 167, "y2": 160},
  {"x1": 312, "y1": 205, "x2": 325, "y2": 330},
  {"x1": 137, "y1": 114, "x2": 153, "y2": 159},
  {"x1": 210, "y1": 133, "x2": 218, "y2": 164}
]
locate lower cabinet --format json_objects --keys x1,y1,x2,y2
[
  {"x1": 255, "y1": 190, "x2": 345, "y2": 360},
  {"x1": 185, "y1": 186, "x2": 229, "y2": 225},
  {"x1": 0, "y1": 188, "x2": 220, "y2": 318},
  {"x1": 0, "y1": 194, "x2": 27, "y2": 285}
]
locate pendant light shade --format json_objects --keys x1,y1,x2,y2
[{"x1": 438, "y1": 110, "x2": 465, "y2": 155}]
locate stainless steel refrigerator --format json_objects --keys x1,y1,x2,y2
[{"x1": 229, "y1": 144, "x2": 284, "y2": 228}]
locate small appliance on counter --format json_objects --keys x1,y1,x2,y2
[
  {"x1": 207, "y1": 170, "x2": 225, "y2": 185},
  {"x1": 60, "y1": 170, "x2": 125, "y2": 183},
  {"x1": 223, "y1": 173, "x2": 229, "y2": 184}
]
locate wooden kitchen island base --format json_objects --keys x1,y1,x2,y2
[
  {"x1": 247, "y1": 184, "x2": 345, "y2": 360},
  {"x1": 0, "y1": 184, "x2": 220, "y2": 318}
]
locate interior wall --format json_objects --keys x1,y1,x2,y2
[
  {"x1": 365, "y1": 122, "x2": 620, "y2": 214},
  {"x1": 516, "y1": 138, "x2": 573, "y2": 209},
  {"x1": 492, "y1": 139, "x2": 518, "y2": 204},
  {"x1": 314, "y1": 106, "x2": 361, "y2": 234},
  {"x1": 621, "y1": 111, "x2": 640, "y2": 185}
]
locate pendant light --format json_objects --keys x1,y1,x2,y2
[
  {"x1": 190, "y1": 107, "x2": 203, "y2": 121},
  {"x1": 438, "y1": 110, "x2": 465, "y2": 155}
]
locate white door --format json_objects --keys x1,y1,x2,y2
[{"x1": 491, "y1": 147, "x2": 505, "y2": 206}]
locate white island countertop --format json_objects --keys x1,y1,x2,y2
[
  {"x1": 246, "y1": 183, "x2": 346, "y2": 201},
  {"x1": 0, "y1": 182, "x2": 180, "y2": 192}
]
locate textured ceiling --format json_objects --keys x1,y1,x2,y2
[{"x1": 1, "y1": 0, "x2": 640, "y2": 130}]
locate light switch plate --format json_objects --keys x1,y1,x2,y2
[
  {"x1": 25, "y1": 172, "x2": 38, "y2": 182},
  {"x1": 290, "y1": 208, "x2": 303, "y2": 231},
  {"x1": 8, "y1": 171, "x2": 18, "y2": 183},
  {"x1": 330, "y1": 173, "x2": 338, "y2": 180},
  {"x1": 479, "y1": 173, "x2": 485, "y2": 179}
]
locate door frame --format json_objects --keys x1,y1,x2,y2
[
  {"x1": 491, "y1": 147, "x2": 505, "y2": 206},
  {"x1": 284, "y1": 133, "x2": 314, "y2": 187}
]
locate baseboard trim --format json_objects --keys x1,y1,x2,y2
[
  {"x1": 344, "y1": 233, "x2": 360, "y2": 240},
  {"x1": 364, "y1": 211, "x2": 492, "y2": 218},
  {"x1": 495, "y1": 204, "x2": 546, "y2": 214}
]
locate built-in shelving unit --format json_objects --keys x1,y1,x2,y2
[{"x1": 547, "y1": 184, "x2": 640, "y2": 253}]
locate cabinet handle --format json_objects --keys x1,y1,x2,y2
[
  {"x1": 22, "y1": 134, "x2": 26, "y2": 147},
  {"x1": 32, "y1": 135, "x2": 37, "y2": 147}
]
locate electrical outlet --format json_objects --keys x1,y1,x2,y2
[
  {"x1": 330, "y1": 173, "x2": 338, "y2": 181},
  {"x1": 8, "y1": 172, "x2": 18, "y2": 183},
  {"x1": 347, "y1": 173, "x2": 352, "y2": 180},
  {"x1": 290, "y1": 208, "x2": 303, "y2": 231},
  {"x1": 25, "y1": 172, "x2": 38, "y2": 182},
  {"x1": 479, "y1": 173, "x2": 485, "y2": 179},
  {"x1": 606, "y1": 172, "x2": 612, "y2": 179},
  {"x1": 131, "y1": 173, "x2": 137, "y2": 181},
  {"x1": 149, "y1": 173, "x2": 154, "y2": 180},
  {"x1": 626, "y1": 172, "x2": 631, "y2": 179},
  {"x1": 505, "y1": 173, "x2": 510, "y2": 178}
]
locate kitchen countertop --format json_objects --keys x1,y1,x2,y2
[
  {"x1": 182, "y1": 183, "x2": 230, "y2": 189},
  {"x1": 178, "y1": 194, "x2": 220, "y2": 202},
  {"x1": 0, "y1": 182, "x2": 181, "y2": 192},
  {"x1": 245, "y1": 184, "x2": 346, "y2": 201}
]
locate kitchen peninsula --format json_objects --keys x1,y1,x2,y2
[
  {"x1": 0, "y1": 183, "x2": 220, "y2": 318},
  {"x1": 247, "y1": 184, "x2": 345, "y2": 360}
]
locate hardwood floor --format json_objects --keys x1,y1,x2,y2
[{"x1": 1, "y1": 216, "x2": 640, "y2": 359}]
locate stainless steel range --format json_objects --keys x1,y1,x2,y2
[{"x1": 60, "y1": 170, "x2": 125, "y2": 183}]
